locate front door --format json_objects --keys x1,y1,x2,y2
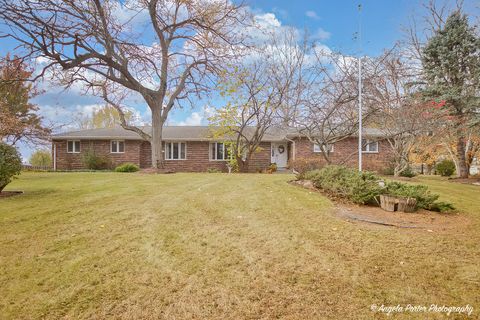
[{"x1": 271, "y1": 143, "x2": 288, "y2": 168}]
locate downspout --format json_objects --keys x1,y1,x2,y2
[{"x1": 53, "y1": 143, "x2": 57, "y2": 171}]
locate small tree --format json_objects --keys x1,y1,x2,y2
[
  {"x1": 0, "y1": 54, "x2": 50, "y2": 145},
  {"x1": 29, "y1": 150, "x2": 52, "y2": 167},
  {"x1": 0, "y1": 143, "x2": 22, "y2": 192}
]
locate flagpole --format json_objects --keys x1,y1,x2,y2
[{"x1": 358, "y1": 4, "x2": 363, "y2": 172}]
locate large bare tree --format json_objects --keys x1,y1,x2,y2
[{"x1": 0, "y1": 0, "x2": 249, "y2": 168}]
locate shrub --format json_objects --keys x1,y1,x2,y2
[
  {"x1": 436, "y1": 159, "x2": 455, "y2": 176},
  {"x1": 384, "y1": 182, "x2": 454, "y2": 212},
  {"x1": 308, "y1": 165, "x2": 383, "y2": 204},
  {"x1": 115, "y1": 163, "x2": 139, "y2": 172},
  {"x1": 29, "y1": 150, "x2": 52, "y2": 167},
  {"x1": 267, "y1": 163, "x2": 277, "y2": 174},
  {"x1": 82, "y1": 150, "x2": 111, "y2": 170},
  {"x1": 291, "y1": 158, "x2": 325, "y2": 179},
  {"x1": 399, "y1": 166, "x2": 416, "y2": 178},
  {"x1": 0, "y1": 143, "x2": 22, "y2": 192}
]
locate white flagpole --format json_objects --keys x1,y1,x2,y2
[{"x1": 358, "y1": 4, "x2": 363, "y2": 172}]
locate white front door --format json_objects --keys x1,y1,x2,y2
[{"x1": 271, "y1": 143, "x2": 288, "y2": 168}]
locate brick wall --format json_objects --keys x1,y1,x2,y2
[
  {"x1": 52, "y1": 139, "x2": 142, "y2": 170},
  {"x1": 53, "y1": 139, "x2": 272, "y2": 172},
  {"x1": 292, "y1": 137, "x2": 393, "y2": 172}
]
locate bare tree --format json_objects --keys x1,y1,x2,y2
[
  {"x1": 368, "y1": 49, "x2": 427, "y2": 176},
  {"x1": 0, "y1": 0, "x2": 249, "y2": 169},
  {"x1": 291, "y1": 50, "x2": 381, "y2": 164},
  {"x1": 209, "y1": 28, "x2": 307, "y2": 172}
]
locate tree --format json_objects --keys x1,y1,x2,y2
[
  {"x1": 209, "y1": 29, "x2": 308, "y2": 172},
  {"x1": 0, "y1": 54, "x2": 50, "y2": 145},
  {"x1": 368, "y1": 49, "x2": 427, "y2": 176},
  {"x1": 76, "y1": 105, "x2": 135, "y2": 129},
  {"x1": 0, "y1": 0, "x2": 249, "y2": 169},
  {"x1": 29, "y1": 150, "x2": 52, "y2": 167},
  {"x1": 0, "y1": 143, "x2": 22, "y2": 193},
  {"x1": 291, "y1": 51, "x2": 381, "y2": 165},
  {"x1": 421, "y1": 11, "x2": 480, "y2": 178}
]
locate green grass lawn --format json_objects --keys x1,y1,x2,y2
[{"x1": 1, "y1": 172, "x2": 479, "y2": 319}]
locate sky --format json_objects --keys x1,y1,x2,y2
[{"x1": 0, "y1": 0, "x2": 478, "y2": 161}]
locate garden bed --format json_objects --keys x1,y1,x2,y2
[
  {"x1": 290, "y1": 180, "x2": 468, "y2": 232},
  {"x1": 0, "y1": 191, "x2": 23, "y2": 199}
]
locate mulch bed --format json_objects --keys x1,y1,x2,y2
[
  {"x1": 0, "y1": 191, "x2": 24, "y2": 199},
  {"x1": 290, "y1": 180, "x2": 470, "y2": 233},
  {"x1": 447, "y1": 177, "x2": 480, "y2": 185},
  {"x1": 139, "y1": 168, "x2": 176, "y2": 174}
]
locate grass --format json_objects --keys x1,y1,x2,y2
[{"x1": 0, "y1": 172, "x2": 479, "y2": 319}]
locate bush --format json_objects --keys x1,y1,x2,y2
[
  {"x1": 436, "y1": 159, "x2": 455, "y2": 176},
  {"x1": 82, "y1": 150, "x2": 111, "y2": 170},
  {"x1": 385, "y1": 182, "x2": 438, "y2": 209},
  {"x1": 307, "y1": 165, "x2": 383, "y2": 204},
  {"x1": 291, "y1": 158, "x2": 325, "y2": 179},
  {"x1": 267, "y1": 163, "x2": 277, "y2": 174},
  {"x1": 115, "y1": 163, "x2": 139, "y2": 172},
  {"x1": 0, "y1": 143, "x2": 22, "y2": 192},
  {"x1": 399, "y1": 166, "x2": 416, "y2": 178},
  {"x1": 29, "y1": 150, "x2": 52, "y2": 167}
]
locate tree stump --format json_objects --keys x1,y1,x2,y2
[{"x1": 397, "y1": 197, "x2": 417, "y2": 213}]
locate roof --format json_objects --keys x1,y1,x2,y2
[
  {"x1": 285, "y1": 127, "x2": 389, "y2": 139},
  {"x1": 52, "y1": 126, "x2": 387, "y2": 141},
  {"x1": 51, "y1": 126, "x2": 288, "y2": 142}
]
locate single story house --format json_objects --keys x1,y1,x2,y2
[{"x1": 51, "y1": 126, "x2": 393, "y2": 172}]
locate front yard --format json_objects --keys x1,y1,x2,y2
[{"x1": 1, "y1": 172, "x2": 479, "y2": 319}]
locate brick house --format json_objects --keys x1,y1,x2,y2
[{"x1": 51, "y1": 126, "x2": 393, "y2": 172}]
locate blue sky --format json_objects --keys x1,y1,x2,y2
[{"x1": 0, "y1": 0, "x2": 478, "y2": 160}]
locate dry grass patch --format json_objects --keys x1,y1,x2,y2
[{"x1": 0, "y1": 172, "x2": 479, "y2": 319}]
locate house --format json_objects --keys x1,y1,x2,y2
[{"x1": 51, "y1": 126, "x2": 393, "y2": 172}]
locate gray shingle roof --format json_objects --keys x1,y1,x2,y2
[
  {"x1": 52, "y1": 126, "x2": 288, "y2": 142},
  {"x1": 52, "y1": 126, "x2": 387, "y2": 141}
]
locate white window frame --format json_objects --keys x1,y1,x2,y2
[
  {"x1": 67, "y1": 140, "x2": 80, "y2": 153},
  {"x1": 110, "y1": 140, "x2": 125, "y2": 153},
  {"x1": 362, "y1": 139, "x2": 379, "y2": 153},
  {"x1": 313, "y1": 143, "x2": 334, "y2": 153},
  {"x1": 210, "y1": 142, "x2": 232, "y2": 161},
  {"x1": 165, "y1": 142, "x2": 187, "y2": 160}
]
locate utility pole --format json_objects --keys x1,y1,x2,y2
[{"x1": 357, "y1": 3, "x2": 363, "y2": 172}]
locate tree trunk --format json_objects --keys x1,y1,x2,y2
[
  {"x1": 456, "y1": 135, "x2": 469, "y2": 178},
  {"x1": 151, "y1": 107, "x2": 164, "y2": 169},
  {"x1": 237, "y1": 156, "x2": 250, "y2": 173}
]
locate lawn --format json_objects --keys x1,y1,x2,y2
[{"x1": 0, "y1": 172, "x2": 479, "y2": 319}]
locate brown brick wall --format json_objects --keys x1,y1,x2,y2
[
  {"x1": 292, "y1": 137, "x2": 393, "y2": 172},
  {"x1": 53, "y1": 139, "x2": 272, "y2": 172},
  {"x1": 52, "y1": 139, "x2": 142, "y2": 170}
]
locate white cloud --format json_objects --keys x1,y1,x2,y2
[
  {"x1": 305, "y1": 10, "x2": 320, "y2": 20},
  {"x1": 312, "y1": 27, "x2": 331, "y2": 40},
  {"x1": 177, "y1": 112, "x2": 203, "y2": 126}
]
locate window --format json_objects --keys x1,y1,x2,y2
[
  {"x1": 362, "y1": 139, "x2": 379, "y2": 153},
  {"x1": 210, "y1": 142, "x2": 231, "y2": 161},
  {"x1": 165, "y1": 142, "x2": 186, "y2": 160},
  {"x1": 313, "y1": 143, "x2": 334, "y2": 153},
  {"x1": 111, "y1": 140, "x2": 125, "y2": 153},
  {"x1": 67, "y1": 140, "x2": 80, "y2": 153}
]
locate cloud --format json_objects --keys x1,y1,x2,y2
[
  {"x1": 177, "y1": 112, "x2": 203, "y2": 126},
  {"x1": 305, "y1": 10, "x2": 320, "y2": 20},
  {"x1": 312, "y1": 27, "x2": 331, "y2": 40}
]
